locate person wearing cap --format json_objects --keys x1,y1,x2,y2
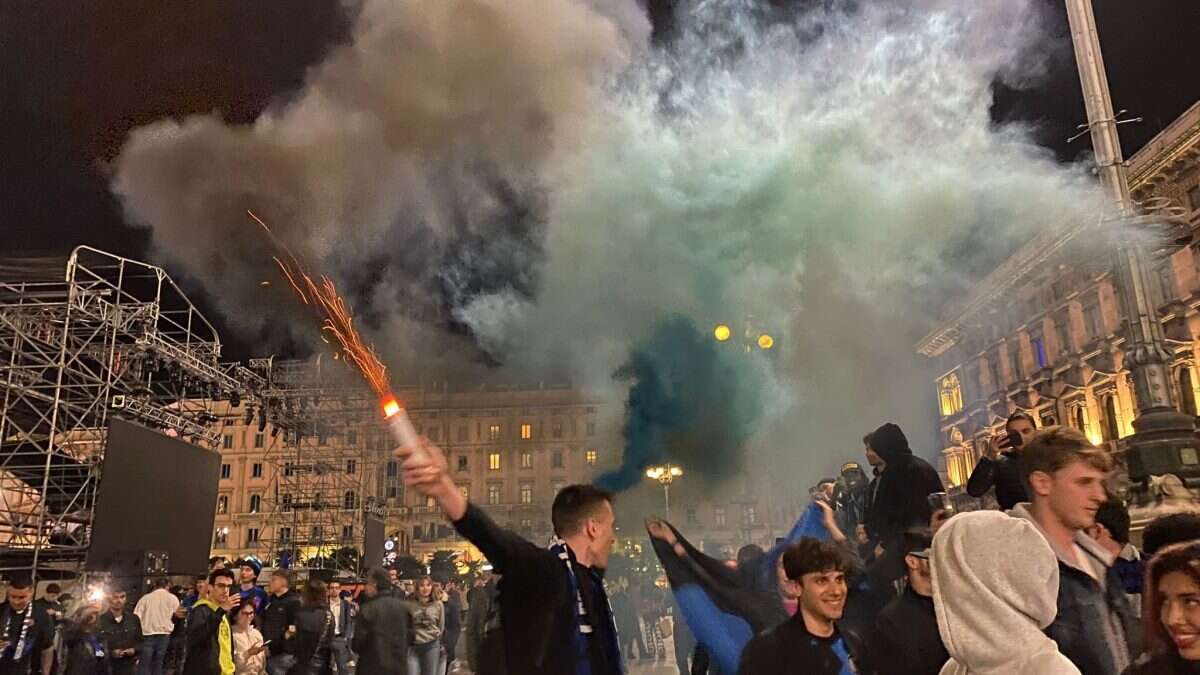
[
  {"x1": 871, "y1": 529, "x2": 947, "y2": 675},
  {"x1": 235, "y1": 560, "x2": 268, "y2": 617},
  {"x1": 833, "y1": 462, "x2": 869, "y2": 544}
]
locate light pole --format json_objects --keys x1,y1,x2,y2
[
  {"x1": 714, "y1": 317, "x2": 775, "y2": 353},
  {"x1": 645, "y1": 463, "x2": 683, "y2": 520},
  {"x1": 1064, "y1": 0, "x2": 1197, "y2": 487}
]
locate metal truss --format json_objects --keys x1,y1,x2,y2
[
  {"x1": 0, "y1": 247, "x2": 263, "y2": 578},
  {"x1": 248, "y1": 358, "x2": 377, "y2": 571}
]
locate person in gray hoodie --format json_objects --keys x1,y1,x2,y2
[
  {"x1": 1010, "y1": 426, "x2": 1139, "y2": 675},
  {"x1": 931, "y1": 510, "x2": 1080, "y2": 675}
]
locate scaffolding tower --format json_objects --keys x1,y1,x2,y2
[
  {"x1": 0, "y1": 247, "x2": 270, "y2": 578},
  {"x1": 249, "y1": 358, "x2": 379, "y2": 571}
]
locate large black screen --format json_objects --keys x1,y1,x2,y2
[{"x1": 89, "y1": 417, "x2": 221, "y2": 575}]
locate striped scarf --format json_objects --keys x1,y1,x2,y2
[{"x1": 550, "y1": 539, "x2": 623, "y2": 675}]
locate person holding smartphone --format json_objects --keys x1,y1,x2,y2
[{"x1": 966, "y1": 411, "x2": 1036, "y2": 510}]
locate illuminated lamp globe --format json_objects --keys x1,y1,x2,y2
[
  {"x1": 757, "y1": 334, "x2": 775, "y2": 350},
  {"x1": 714, "y1": 324, "x2": 732, "y2": 342}
]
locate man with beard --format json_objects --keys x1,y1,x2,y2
[
  {"x1": 100, "y1": 588, "x2": 143, "y2": 675},
  {"x1": 966, "y1": 412, "x2": 1035, "y2": 510},
  {"x1": 863, "y1": 422, "x2": 944, "y2": 582},
  {"x1": 736, "y1": 538, "x2": 865, "y2": 674},
  {"x1": 399, "y1": 439, "x2": 621, "y2": 675}
]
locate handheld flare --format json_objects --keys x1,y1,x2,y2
[{"x1": 383, "y1": 397, "x2": 427, "y2": 463}]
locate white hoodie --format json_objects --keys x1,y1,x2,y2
[{"x1": 931, "y1": 510, "x2": 1082, "y2": 675}]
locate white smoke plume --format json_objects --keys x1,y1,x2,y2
[{"x1": 114, "y1": 0, "x2": 1104, "y2": 488}]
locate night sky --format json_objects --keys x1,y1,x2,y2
[{"x1": 2, "y1": 0, "x2": 1197, "y2": 357}]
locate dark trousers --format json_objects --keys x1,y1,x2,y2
[
  {"x1": 138, "y1": 635, "x2": 170, "y2": 675},
  {"x1": 330, "y1": 637, "x2": 351, "y2": 675}
]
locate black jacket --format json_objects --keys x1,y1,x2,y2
[
  {"x1": 453, "y1": 503, "x2": 620, "y2": 675},
  {"x1": 872, "y1": 586, "x2": 947, "y2": 675},
  {"x1": 965, "y1": 452, "x2": 1027, "y2": 509},
  {"x1": 351, "y1": 591, "x2": 411, "y2": 675},
  {"x1": 463, "y1": 580, "x2": 503, "y2": 675},
  {"x1": 1123, "y1": 649, "x2": 1200, "y2": 675},
  {"x1": 736, "y1": 613, "x2": 867, "y2": 675},
  {"x1": 182, "y1": 602, "x2": 231, "y2": 675},
  {"x1": 98, "y1": 612, "x2": 142, "y2": 675},
  {"x1": 261, "y1": 591, "x2": 300, "y2": 657},
  {"x1": 61, "y1": 629, "x2": 108, "y2": 675},
  {"x1": 865, "y1": 425, "x2": 944, "y2": 554},
  {"x1": 287, "y1": 606, "x2": 333, "y2": 675}
]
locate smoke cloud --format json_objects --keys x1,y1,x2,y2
[{"x1": 114, "y1": 0, "x2": 1105, "y2": 491}]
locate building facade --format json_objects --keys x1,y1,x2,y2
[
  {"x1": 209, "y1": 363, "x2": 792, "y2": 569},
  {"x1": 917, "y1": 101, "x2": 1200, "y2": 490}
]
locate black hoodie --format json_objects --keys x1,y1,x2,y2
[{"x1": 863, "y1": 423, "x2": 944, "y2": 568}]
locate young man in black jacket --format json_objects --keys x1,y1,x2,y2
[
  {"x1": 182, "y1": 568, "x2": 237, "y2": 675},
  {"x1": 863, "y1": 422, "x2": 944, "y2": 582},
  {"x1": 351, "y1": 568, "x2": 411, "y2": 675},
  {"x1": 737, "y1": 538, "x2": 866, "y2": 674},
  {"x1": 260, "y1": 571, "x2": 299, "y2": 675},
  {"x1": 965, "y1": 411, "x2": 1035, "y2": 510},
  {"x1": 99, "y1": 589, "x2": 143, "y2": 675},
  {"x1": 398, "y1": 439, "x2": 622, "y2": 675},
  {"x1": 871, "y1": 529, "x2": 947, "y2": 675}
]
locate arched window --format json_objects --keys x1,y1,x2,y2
[
  {"x1": 1073, "y1": 405, "x2": 1086, "y2": 432},
  {"x1": 939, "y1": 374, "x2": 963, "y2": 417},
  {"x1": 1102, "y1": 394, "x2": 1120, "y2": 442},
  {"x1": 1181, "y1": 367, "x2": 1198, "y2": 417}
]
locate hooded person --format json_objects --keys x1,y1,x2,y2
[
  {"x1": 863, "y1": 423, "x2": 944, "y2": 582},
  {"x1": 932, "y1": 510, "x2": 1081, "y2": 675}
]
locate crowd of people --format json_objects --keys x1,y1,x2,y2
[
  {"x1": 0, "y1": 556, "x2": 477, "y2": 675},
  {"x1": 6, "y1": 413, "x2": 1200, "y2": 675},
  {"x1": 389, "y1": 417, "x2": 1200, "y2": 675}
]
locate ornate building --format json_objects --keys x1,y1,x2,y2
[
  {"x1": 917, "y1": 100, "x2": 1200, "y2": 491},
  {"x1": 209, "y1": 362, "x2": 788, "y2": 569}
]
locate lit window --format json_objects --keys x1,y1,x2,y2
[
  {"x1": 520, "y1": 452, "x2": 533, "y2": 469},
  {"x1": 213, "y1": 529, "x2": 227, "y2": 546},
  {"x1": 938, "y1": 373, "x2": 963, "y2": 417},
  {"x1": 489, "y1": 453, "x2": 501, "y2": 470},
  {"x1": 489, "y1": 424, "x2": 501, "y2": 441},
  {"x1": 216, "y1": 495, "x2": 228, "y2": 514},
  {"x1": 520, "y1": 483, "x2": 533, "y2": 504},
  {"x1": 488, "y1": 483, "x2": 502, "y2": 505},
  {"x1": 460, "y1": 485, "x2": 470, "y2": 499},
  {"x1": 585, "y1": 450, "x2": 598, "y2": 465},
  {"x1": 521, "y1": 424, "x2": 532, "y2": 440}
]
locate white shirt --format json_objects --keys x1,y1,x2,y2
[
  {"x1": 133, "y1": 588, "x2": 180, "y2": 635},
  {"x1": 329, "y1": 600, "x2": 342, "y2": 635}
]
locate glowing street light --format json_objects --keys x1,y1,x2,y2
[
  {"x1": 645, "y1": 463, "x2": 683, "y2": 519},
  {"x1": 713, "y1": 324, "x2": 732, "y2": 342},
  {"x1": 757, "y1": 334, "x2": 774, "y2": 350}
]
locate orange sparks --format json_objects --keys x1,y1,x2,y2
[{"x1": 248, "y1": 210, "x2": 392, "y2": 399}]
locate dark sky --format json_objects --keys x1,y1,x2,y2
[{"x1": 2, "y1": 0, "x2": 1197, "y2": 357}]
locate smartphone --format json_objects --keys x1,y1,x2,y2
[{"x1": 1006, "y1": 429, "x2": 1023, "y2": 449}]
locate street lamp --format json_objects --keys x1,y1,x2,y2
[
  {"x1": 1065, "y1": 0, "x2": 1197, "y2": 489},
  {"x1": 713, "y1": 318, "x2": 775, "y2": 353},
  {"x1": 645, "y1": 463, "x2": 683, "y2": 519}
]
